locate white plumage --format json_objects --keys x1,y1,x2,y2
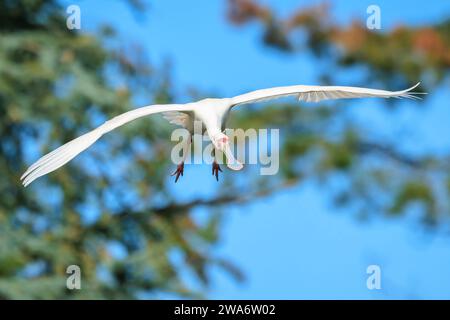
[{"x1": 21, "y1": 82, "x2": 425, "y2": 186}]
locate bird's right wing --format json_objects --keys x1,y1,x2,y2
[{"x1": 21, "y1": 103, "x2": 193, "y2": 187}]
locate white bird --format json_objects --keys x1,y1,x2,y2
[{"x1": 21, "y1": 82, "x2": 424, "y2": 186}]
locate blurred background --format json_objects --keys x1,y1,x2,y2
[{"x1": 0, "y1": 0, "x2": 449, "y2": 299}]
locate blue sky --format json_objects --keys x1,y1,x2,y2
[{"x1": 62, "y1": 0, "x2": 450, "y2": 299}]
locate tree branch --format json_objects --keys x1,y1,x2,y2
[{"x1": 356, "y1": 141, "x2": 426, "y2": 168}]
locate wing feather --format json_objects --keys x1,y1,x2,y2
[
  {"x1": 231, "y1": 82, "x2": 425, "y2": 106},
  {"x1": 162, "y1": 111, "x2": 192, "y2": 129},
  {"x1": 21, "y1": 103, "x2": 192, "y2": 186}
]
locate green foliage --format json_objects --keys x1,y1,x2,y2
[
  {"x1": 391, "y1": 181, "x2": 435, "y2": 216},
  {"x1": 227, "y1": 0, "x2": 450, "y2": 225},
  {"x1": 0, "y1": 0, "x2": 239, "y2": 299}
]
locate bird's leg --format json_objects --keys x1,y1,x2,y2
[
  {"x1": 212, "y1": 148, "x2": 222, "y2": 181},
  {"x1": 171, "y1": 134, "x2": 191, "y2": 183},
  {"x1": 171, "y1": 162, "x2": 184, "y2": 183},
  {"x1": 212, "y1": 161, "x2": 222, "y2": 181}
]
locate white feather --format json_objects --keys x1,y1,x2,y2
[
  {"x1": 21, "y1": 104, "x2": 192, "y2": 186},
  {"x1": 231, "y1": 82, "x2": 424, "y2": 106},
  {"x1": 162, "y1": 111, "x2": 192, "y2": 128}
]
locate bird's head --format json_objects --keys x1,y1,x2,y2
[
  {"x1": 211, "y1": 132, "x2": 229, "y2": 150},
  {"x1": 211, "y1": 132, "x2": 243, "y2": 171}
]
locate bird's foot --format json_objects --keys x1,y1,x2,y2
[
  {"x1": 212, "y1": 161, "x2": 222, "y2": 181},
  {"x1": 171, "y1": 162, "x2": 184, "y2": 183}
]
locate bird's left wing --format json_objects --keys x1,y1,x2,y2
[
  {"x1": 230, "y1": 82, "x2": 424, "y2": 107},
  {"x1": 21, "y1": 103, "x2": 193, "y2": 187}
]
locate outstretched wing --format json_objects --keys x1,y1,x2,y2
[
  {"x1": 21, "y1": 103, "x2": 193, "y2": 187},
  {"x1": 230, "y1": 82, "x2": 425, "y2": 106}
]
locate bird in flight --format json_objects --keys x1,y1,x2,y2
[{"x1": 21, "y1": 82, "x2": 424, "y2": 186}]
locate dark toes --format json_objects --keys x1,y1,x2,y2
[
  {"x1": 171, "y1": 163, "x2": 184, "y2": 182},
  {"x1": 212, "y1": 163, "x2": 222, "y2": 181}
]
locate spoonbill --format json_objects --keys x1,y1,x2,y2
[{"x1": 21, "y1": 82, "x2": 424, "y2": 186}]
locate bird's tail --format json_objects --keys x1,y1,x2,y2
[{"x1": 21, "y1": 128, "x2": 103, "y2": 187}]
